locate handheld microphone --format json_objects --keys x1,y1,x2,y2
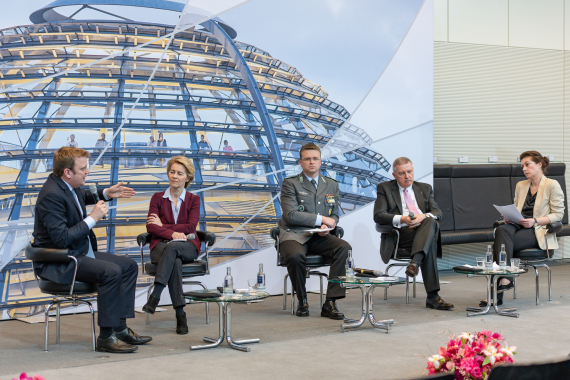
[
  {"x1": 88, "y1": 184, "x2": 105, "y2": 220},
  {"x1": 409, "y1": 212, "x2": 415, "y2": 220},
  {"x1": 354, "y1": 268, "x2": 384, "y2": 277},
  {"x1": 186, "y1": 233, "x2": 196, "y2": 240}
]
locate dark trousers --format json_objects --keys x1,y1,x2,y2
[
  {"x1": 75, "y1": 251, "x2": 138, "y2": 328},
  {"x1": 398, "y1": 218, "x2": 441, "y2": 294},
  {"x1": 493, "y1": 224, "x2": 539, "y2": 264},
  {"x1": 150, "y1": 241, "x2": 198, "y2": 308},
  {"x1": 280, "y1": 234, "x2": 351, "y2": 302}
]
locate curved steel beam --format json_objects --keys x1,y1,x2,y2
[{"x1": 202, "y1": 19, "x2": 285, "y2": 184}]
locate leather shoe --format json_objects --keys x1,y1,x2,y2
[
  {"x1": 142, "y1": 295, "x2": 160, "y2": 314},
  {"x1": 115, "y1": 327, "x2": 152, "y2": 345},
  {"x1": 479, "y1": 299, "x2": 503, "y2": 307},
  {"x1": 97, "y1": 334, "x2": 138, "y2": 353},
  {"x1": 295, "y1": 299, "x2": 309, "y2": 317},
  {"x1": 405, "y1": 262, "x2": 419, "y2": 277},
  {"x1": 321, "y1": 300, "x2": 344, "y2": 320},
  {"x1": 176, "y1": 313, "x2": 189, "y2": 335},
  {"x1": 426, "y1": 296, "x2": 453, "y2": 310}
]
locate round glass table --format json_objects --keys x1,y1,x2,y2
[
  {"x1": 328, "y1": 275, "x2": 406, "y2": 333},
  {"x1": 453, "y1": 267, "x2": 528, "y2": 318},
  {"x1": 184, "y1": 289, "x2": 269, "y2": 352}
]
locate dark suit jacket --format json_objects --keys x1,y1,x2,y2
[
  {"x1": 32, "y1": 173, "x2": 105, "y2": 284},
  {"x1": 146, "y1": 191, "x2": 201, "y2": 253},
  {"x1": 373, "y1": 180, "x2": 443, "y2": 264}
]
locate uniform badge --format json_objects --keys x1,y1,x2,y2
[
  {"x1": 326, "y1": 194, "x2": 335, "y2": 204},
  {"x1": 298, "y1": 205, "x2": 304, "y2": 211},
  {"x1": 329, "y1": 208, "x2": 332, "y2": 215}
]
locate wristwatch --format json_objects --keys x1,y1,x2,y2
[{"x1": 534, "y1": 218, "x2": 538, "y2": 226}]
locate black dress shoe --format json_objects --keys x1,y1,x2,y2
[
  {"x1": 296, "y1": 299, "x2": 309, "y2": 317},
  {"x1": 497, "y1": 281, "x2": 514, "y2": 293},
  {"x1": 479, "y1": 299, "x2": 503, "y2": 307},
  {"x1": 321, "y1": 300, "x2": 344, "y2": 320},
  {"x1": 97, "y1": 334, "x2": 138, "y2": 353},
  {"x1": 426, "y1": 296, "x2": 453, "y2": 310},
  {"x1": 115, "y1": 327, "x2": 152, "y2": 345},
  {"x1": 405, "y1": 262, "x2": 419, "y2": 277},
  {"x1": 176, "y1": 313, "x2": 189, "y2": 335},
  {"x1": 142, "y1": 295, "x2": 160, "y2": 314}
]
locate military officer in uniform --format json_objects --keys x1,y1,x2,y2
[{"x1": 277, "y1": 143, "x2": 351, "y2": 319}]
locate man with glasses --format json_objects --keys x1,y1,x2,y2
[{"x1": 277, "y1": 143, "x2": 351, "y2": 319}]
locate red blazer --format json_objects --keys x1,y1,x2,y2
[{"x1": 146, "y1": 190, "x2": 201, "y2": 253}]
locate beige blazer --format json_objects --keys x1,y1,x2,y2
[{"x1": 514, "y1": 176, "x2": 565, "y2": 250}]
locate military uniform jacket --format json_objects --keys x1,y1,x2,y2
[{"x1": 278, "y1": 174, "x2": 340, "y2": 245}]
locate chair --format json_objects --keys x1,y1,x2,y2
[
  {"x1": 138, "y1": 230, "x2": 215, "y2": 324},
  {"x1": 494, "y1": 220, "x2": 562, "y2": 305},
  {"x1": 270, "y1": 226, "x2": 344, "y2": 314},
  {"x1": 24, "y1": 244, "x2": 97, "y2": 352},
  {"x1": 375, "y1": 224, "x2": 417, "y2": 304}
]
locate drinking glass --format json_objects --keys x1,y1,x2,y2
[
  {"x1": 476, "y1": 257, "x2": 485, "y2": 268},
  {"x1": 510, "y1": 258, "x2": 521, "y2": 272}
]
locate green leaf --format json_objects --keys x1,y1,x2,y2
[{"x1": 483, "y1": 356, "x2": 491, "y2": 366}]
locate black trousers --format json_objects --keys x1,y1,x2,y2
[
  {"x1": 493, "y1": 224, "x2": 539, "y2": 264},
  {"x1": 75, "y1": 251, "x2": 138, "y2": 328},
  {"x1": 150, "y1": 241, "x2": 198, "y2": 308},
  {"x1": 398, "y1": 218, "x2": 441, "y2": 294},
  {"x1": 280, "y1": 234, "x2": 351, "y2": 302}
]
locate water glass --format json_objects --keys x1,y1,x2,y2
[
  {"x1": 476, "y1": 257, "x2": 485, "y2": 268},
  {"x1": 247, "y1": 279, "x2": 258, "y2": 294},
  {"x1": 510, "y1": 258, "x2": 521, "y2": 272}
]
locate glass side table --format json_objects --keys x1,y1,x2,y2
[
  {"x1": 184, "y1": 290, "x2": 269, "y2": 352},
  {"x1": 328, "y1": 276, "x2": 406, "y2": 333},
  {"x1": 453, "y1": 267, "x2": 528, "y2": 318}
]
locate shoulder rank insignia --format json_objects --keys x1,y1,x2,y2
[
  {"x1": 320, "y1": 176, "x2": 326, "y2": 184},
  {"x1": 298, "y1": 205, "x2": 304, "y2": 211},
  {"x1": 299, "y1": 175, "x2": 304, "y2": 183}
]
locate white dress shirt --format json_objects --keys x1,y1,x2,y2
[
  {"x1": 163, "y1": 187, "x2": 186, "y2": 224},
  {"x1": 304, "y1": 173, "x2": 322, "y2": 227},
  {"x1": 392, "y1": 183, "x2": 436, "y2": 227}
]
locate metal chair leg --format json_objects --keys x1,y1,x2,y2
[
  {"x1": 405, "y1": 275, "x2": 410, "y2": 304},
  {"x1": 546, "y1": 265, "x2": 552, "y2": 301},
  {"x1": 513, "y1": 277, "x2": 517, "y2": 299},
  {"x1": 56, "y1": 303, "x2": 61, "y2": 345},
  {"x1": 319, "y1": 275, "x2": 324, "y2": 307},
  {"x1": 44, "y1": 301, "x2": 56, "y2": 352},
  {"x1": 283, "y1": 273, "x2": 289, "y2": 311},
  {"x1": 413, "y1": 275, "x2": 416, "y2": 298}
]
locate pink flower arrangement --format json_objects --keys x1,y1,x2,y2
[
  {"x1": 427, "y1": 331, "x2": 516, "y2": 379},
  {"x1": 9, "y1": 373, "x2": 45, "y2": 380}
]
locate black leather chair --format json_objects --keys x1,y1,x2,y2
[
  {"x1": 138, "y1": 230, "x2": 216, "y2": 324},
  {"x1": 375, "y1": 224, "x2": 417, "y2": 304},
  {"x1": 494, "y1": 220, "x2": 562, "y2": 305},
  {"x1": 270, "y1": 226, "x2": 344, "y2": 314},
  {"x1": 24, "y1": 244, "x2": 97, "y2": 352}
]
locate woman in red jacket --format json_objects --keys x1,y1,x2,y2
[{"x1": 142, "y1": 156, "x2": 201, "y2": 334}]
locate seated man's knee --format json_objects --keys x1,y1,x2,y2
[
  {"x1": 287, "y1": 251, "x2": 306, "y2": 266},
  {"x1": 102, "y1": 264, "x2": 122, "y2": 283},
  {"x1": 338, "y1": 240, "x2": 351, "y2": 258}
]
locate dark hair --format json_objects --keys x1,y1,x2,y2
[
  {"x1": 53, "y1": 147, "x2": 90, "y2": 177},
  {"x1": 520, "y1": 150, "x2": 550, "y2": 173},
  {"x1": 299, "y1": 143, "x2": 321, "y2": 159},
  {"x1": 224, "y1": 140, "x2": 228, "y2": 144}
]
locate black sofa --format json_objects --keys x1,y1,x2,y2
[{"x1": 433, "y1": 163, "x2": 570, "y2": 246}]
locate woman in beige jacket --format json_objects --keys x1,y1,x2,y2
[{"x1": 482, "y1": 151, "x2": 565, "y2": 307}]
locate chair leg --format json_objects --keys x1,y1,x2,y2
[
  {"x1": 88, "y1": 302, "x2": 96, "y2": 351},
  {"x1": 44, "y1": 301, "x2": 56, "y2": 352},
  {"x1": 413, "y1": 275, "x2": 416, "y2": 298},
  {"x1": 283, "y1": 273, "x2": 289, "y2": 311},
  {"x1": 56, "y1": 303, "x2": 61, "y2": 345},
  {"x1": 527, "y1": 264, "x2": 540, "y2": 305},
  {"x1": 192, "y1": 281, "x2": 210, "y2": 324},
  {"x1": 513, "y1": 277, "x2": 517, "y2": 299},
  {"x1": 319, "y1": 275, "x2": 324, "y2": 307},
  {"x1": 547, "y1": 265, "x2": 552, "y2": 302},
  {"x1": 291, "y1": 289, "x2": 295, "y2": 315},
  {"x1": 405, "y1": 275, "x2": 410, "y2": 305}
]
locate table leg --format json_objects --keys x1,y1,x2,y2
[
  {"x1": 367, "y1": 285, "x2": 394, "y2": 333},
  {"x1": 191, "y1": 302, "x2": 224, "y2": 350},
  {"x1": 493, "y1": 276, "x2": 519, "y2": 318},
  {"x1": 466, "y1": 275, "x2": 492, "y2": 316},
  {"x1": 225, "y1": 303, "x2": 260, "y2": 352},
  {"x1": 341, "y1": 285, "x2": 367, "y2": 332}
]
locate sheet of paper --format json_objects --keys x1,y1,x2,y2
[
  {"x1": 304, "y1": 227, "x2": 334, "y2": 234},
  {"x1": 169, "y1": 239, "x2": 187, "y2": 242},
  {"x1": 493, "y1": 204, "x2": 524, "y2": 224}
]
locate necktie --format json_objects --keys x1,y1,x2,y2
[
  {"x1": 403, "y1": 188, "x2": 420, "y2": 216},
  {"x1": 311, "y1": 179, "x2": 317, "y2": 189},
  {"x1": 70, "y1": 189, "x2": 95, "y2": 259}
]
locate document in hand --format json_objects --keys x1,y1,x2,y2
[
  {"x1": 493, "y1": 204, "x2": 524, "y2": 224},
  {"x1": 304, "y1": 227, "x2": 334, "y2": 234}
]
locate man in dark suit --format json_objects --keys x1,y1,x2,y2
[
  {"x1": 278, "y1": 143, "x2": 351, "y2": 319},
  {"x1": 373, "y1": 157, "x2": 453, "y2": 310},
  {"x1": 33, "y1": 147, "x2": 152, "y2": 353}
]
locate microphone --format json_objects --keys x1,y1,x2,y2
[
  {"x1": 186, "y1": 233, "x2": 196, "y2": 240},
  {"x1": 354, "y1": 268, "x2": 383, "y2": 277},
  {"x1": 409, "y1": 212, "x2": 415, "y2": 220},
  {"x1": 88, "y1": 184, "x2": 105, "y2": 220}
]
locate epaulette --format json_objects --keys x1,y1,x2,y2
[
  {"x1": 285, "y1": 174, "x2": 298, "y2": 179},
  {"x1": 323, "y1": 175, "x2": 337, "y2": 183}
]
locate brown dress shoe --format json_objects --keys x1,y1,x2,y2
[
  {"x1": 405, "y1": 262, "x2": 419, "y2": 277},
  {"x1": 97, "y1": 334, "x2": 138, "y2": 353},
  {"x1": 296, "y1": 299, "x2": 309, "y2": 317},
  {"x1": 426, "y1": 296, "x2": 453, "y2": 310},
  {"x1": 115, "y1": 327, "x2": 152, "y2": 345},
  {"x1": 321, "y1": 300, "x2": 344, "y2": 320}
]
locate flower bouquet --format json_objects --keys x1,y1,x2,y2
[{"x1": 426, "y1": 331, "x2": 516, "y2": 379}]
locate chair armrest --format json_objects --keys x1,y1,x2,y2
[
  {"x1": 375, "y1": 224, "x2": 396, "y2": 234},
  {"x1": 333, "y1": 226, "x2": 344, "y2": 239},
  {"x1": 270, "y1": 226, "x2": 280, "y2": 241},
  {"x1": 546, "y1": 221, "x2": 563, "y2": 234},
  {"x1": 493, "y1": 219, "x2": 506, "y2": 228},
  {"x1": 137, "y1": 233, "x2": 152, "y2": 247},
  {"x1": 197, "y1": 230, "x2": 216, "y2": 246},
  {"x1": 25, "y1": 244, "x2": 70, "y2": 263}
]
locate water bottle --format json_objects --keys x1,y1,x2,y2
[
  {"x1": 257, "y1": 263, "x2": 266, "y2": 291},
  {"x1": 499, "y1": 244, "x2": 507, "y2": 271},
  {"x1": 223, "y1": 267, "x2": 233, "y2": 295},
  {"x1": 345, "y1": 249, "x2": 355, "y2": 281},
  {"x1": 485, "y1": 245, "x2": 493, "y2": 271}
]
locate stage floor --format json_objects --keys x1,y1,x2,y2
[{"x1": 2, "y1": 261, "x2": 570, "y2": 380}]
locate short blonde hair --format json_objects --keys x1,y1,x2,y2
[
  {"x1": 392, "y1": 157, "x2": 412, "y2": 172},
  {"x1": 167, "y1": 156, "x2": 195, "y2": 188}
]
